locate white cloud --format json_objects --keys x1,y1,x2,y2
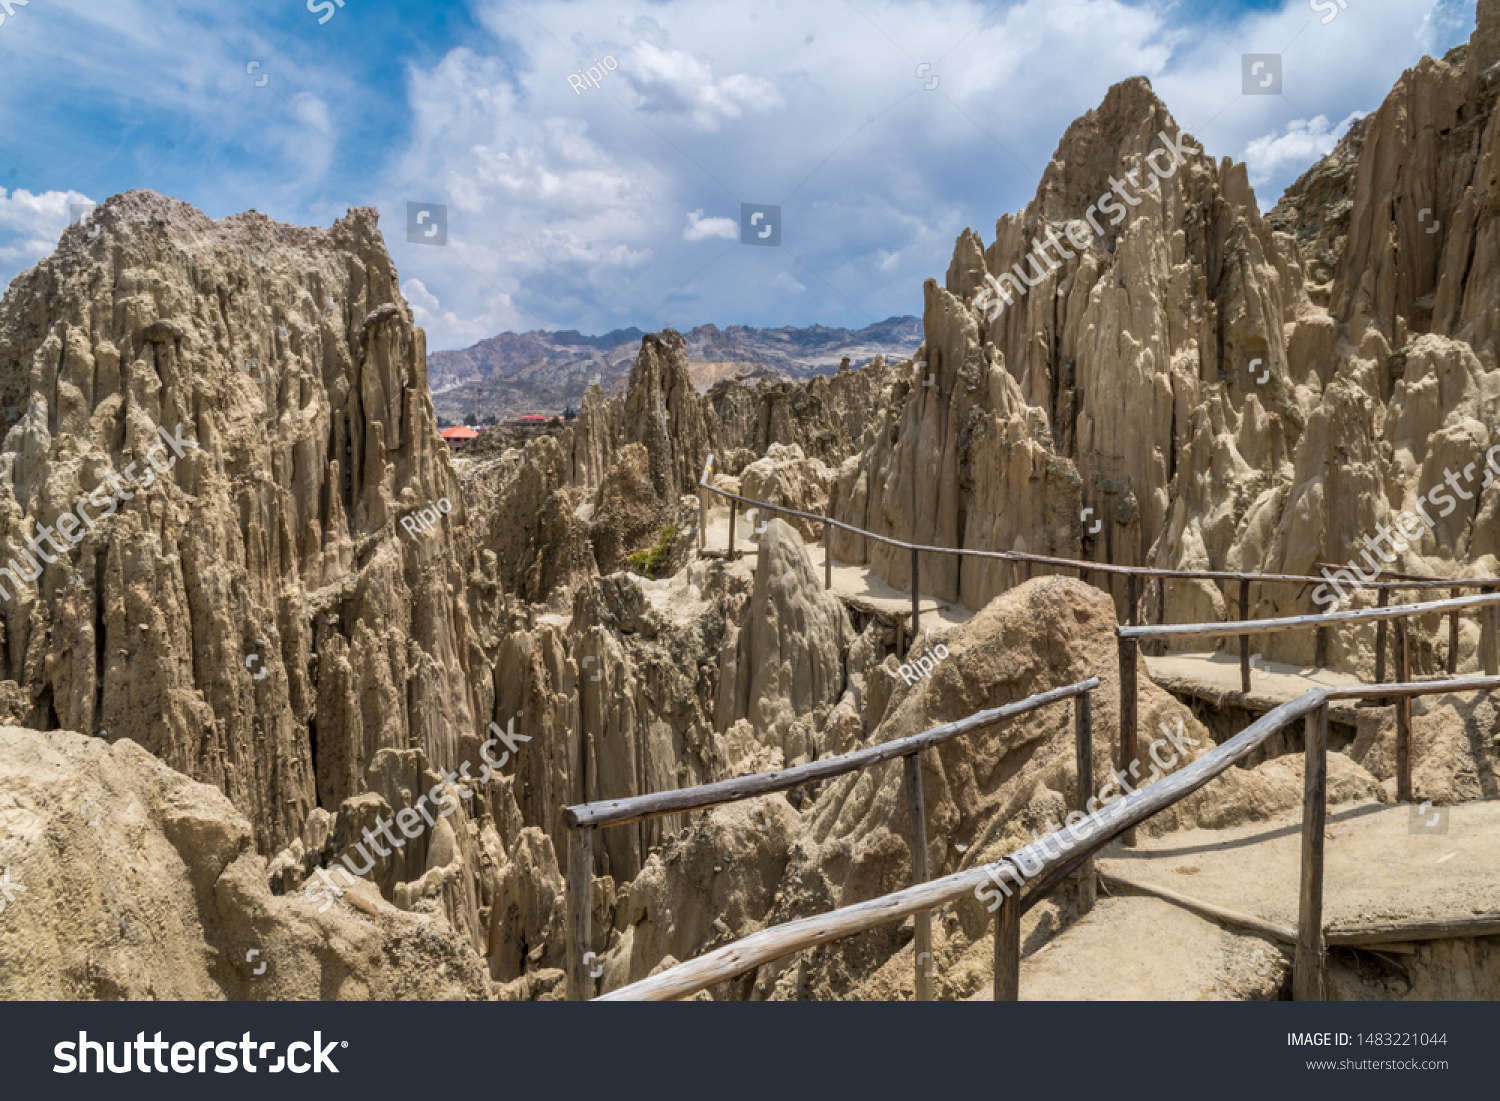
[
  {"x1": 403, "y1": 277, "x2": 443, "y2": 316},
  {"x1": 683, "y1": 209, "x2": 737, "y2": 241},
  {"x1": 402, "y1": 277, "x2": 522, "y2": 348},
  {"x1": 1244, "y1": 113, "x2": 1362, "y2": 187},
  {"x1": 618, "y1": 41, "x2": 782, "y2": 131},
  {"x1": 0, "y1": 0, "x2": 1474, "y2": 348},
  {"x1": 0, "y1": 188, "x2": 94, "y2": 264}
]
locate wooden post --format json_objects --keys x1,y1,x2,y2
[
  {"x1": 824, "y1": 512, "x2": 833, "y2": 591},
  {"x1": 1239, "y1": 581, "x2": 1251, "y2": 694},
  {"x1": 910, "y1": 545, "x2": 921, "y2": 645},
  {"x1": 1074, "y1": 691, "x2": 1096, "y2": 914},
  {"x1": 1375, "y1": 587, "x2": 1389, "y2": 683},
  {"x1": 994, "y1": 884, "x2": 1020, "y2": 1001},
  {"x1": 567, "y1": 826, "x2": 595, "y2": 1001},
  {"x1": 1156, "y1": 578, "x2": 1167, "y2": 656},
  {"x1": 728, "y1": 500, "x2": 737, "y2": 561},
  {"x1": 1448, "y1": 587, "x2": 1460, "y2": 674},
  {"x1": 1118, "y1": 635, "x2": 1138, "y2": 847},
  {"x1": 698, "y1": 455, "x2": 712, "y2": 551},
  {"x1": 1484, "y1": 586, "x2": 1499, "y2": 677},
  {"x1": 904, "y1": 753, "x2": 933, "y2": 1001},
  {"x1": 1126, "y1": 572, "x2": 1139, "y2": 627},
  {"x1": 1314, "y1": 577, "x2": 1328, "y2": 668},
  {"x1": 1293, "y1": 701, "x2": 1329, "y2": 1001},
  {"x1": 1395, "y1": 618, "x2": 1412, "y2": 802}
]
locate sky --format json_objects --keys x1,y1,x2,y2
[{"x1": 0, "y1": 0, "x2": 1477, "y2": 352}]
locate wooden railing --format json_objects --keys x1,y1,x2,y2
[
  {"x1": 597, "y1": 675, "x2": 1500, "y2": 1002},
  {"x1": 561, "y1": 677, "x2": 1100, "y2": 1000},
  {"x1": 696, "y1": 456, "x2": 1500, "y2": 681},
  {"x1": 1117, "y1": 591, "x2": 1500, "y2": 811}
]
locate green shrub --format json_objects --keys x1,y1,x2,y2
[{"x1": 627, "y1": 525, "x2": 678, "y2": 579}]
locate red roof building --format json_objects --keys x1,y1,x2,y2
[{"x1": 440, "y1": 426, "x2": 480, "y2": 450}]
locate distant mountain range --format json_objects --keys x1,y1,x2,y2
[{"x1": 426, "y1": 317, "x2": 921, "y2": 424}]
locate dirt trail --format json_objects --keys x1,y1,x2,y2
[
  {"x1": 969, "y1": 799, "x2": 1500, "y2": 999},
  {"x1": 1147, "y1": 650, "x2": 1368, "y2": 724}
]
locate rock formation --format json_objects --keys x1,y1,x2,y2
[
  {"x1": 834, "y1": 0, "x2": 1500, "y2": 681},
  {"x1": 3, "y1": 2, "x2": 1500, "y2": 1005}
]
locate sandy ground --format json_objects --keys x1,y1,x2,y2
[
  {"x1": 1099, "y1": 798, "x2": 1500, "y2": 930},
  {"x1": 1146, "y1": 650, "x2": 1369, "y2": 724},
  {"x1": 967, "y1": 798, "x2": 1499, "y2": 999},
  {"x1": 967, "y1": 896, "x2": 1291, "y2": 1000}
]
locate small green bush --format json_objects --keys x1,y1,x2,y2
[{"x1": 627, "y1": 525, "x2": 678, "y2": 579}]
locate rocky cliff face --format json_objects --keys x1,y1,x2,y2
[
  {"x1": 0, "y1": 192, "x2": 484, "y2": 858},
  {"x1": 708, "y1": 355, "x2": 902, "y2": 472},
  {"x1": 834, "y1": 75, "x2": 1303, "y2": 617},
  {"x1": 836, "y1": 0, "x2": 1500, "y2": 677},
  {"x1": 0, "y1": 726, "x2": 493, "y2": 999}
]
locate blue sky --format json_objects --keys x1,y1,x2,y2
[{"x1": 0, "y1": 0, "x2": 1476, "y2": 351}]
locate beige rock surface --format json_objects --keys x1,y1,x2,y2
[{"x1": 0, "y1": 726, "x2": 491, "y2": 999}]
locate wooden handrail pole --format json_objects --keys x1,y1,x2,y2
[
  {"x1": 1293, "y1": 701, "x2": 1329, "y2": 1001},
  {"x1": 1118, "y1": 635, "x2": 1138, "y2": 847},
  {"x1": 567, "y1": 826, "x2": 595, "y2": 1001},
  {"x1": 1375, "y1": 587, "x2": 1389, "y2": 683},
  {"x1": 1395, "y1": 618, "x2": 1412, "y2": 802},
  {"x1": 602, "y1": 689, "x2": 1328, "y2": 1001},
  {"x1": 824, "y1": 510, "x2": 833, "y2": 590},
  {"x1": 1239, "y1": 581, "x2": 1251, "y2": 694},
  {"x1": 699, "y1": 455, "x2": 713, "y2": 551},
  {"x1": 1156, "y1": 578, "x2": 1166, "y2": 656},
  {"x1": 566, "y1": 679, "x2": 1099, "y2": 829},
  {"x1": 1126, "y1": 571, "x2": 1139, "y2": 627},
  {"x1": 1074, "y1": 691, "x2": 1096, "y2": 914},
  {"x1": 903, "y1": 752, "x2": 933, "y2": 1001},
  {"x1": 1448, "y1": 587, "x2": 1460, "y2": 674},
  {"x1": 728, "y1": 500, "x2": 737, "y2": 561},
  {"x1": 910, "y1": 544, "x2": 921, "y2": 645},
  {"x1": 994, "y1": 886, "x2": 1020, "y2": 1001},
  {"x1": 1485, "y1": 586, "x2": 1500, "y2": 677},
  {"x1": 1314, "y1": 581, "x2": 1328, "y2": 668}
]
